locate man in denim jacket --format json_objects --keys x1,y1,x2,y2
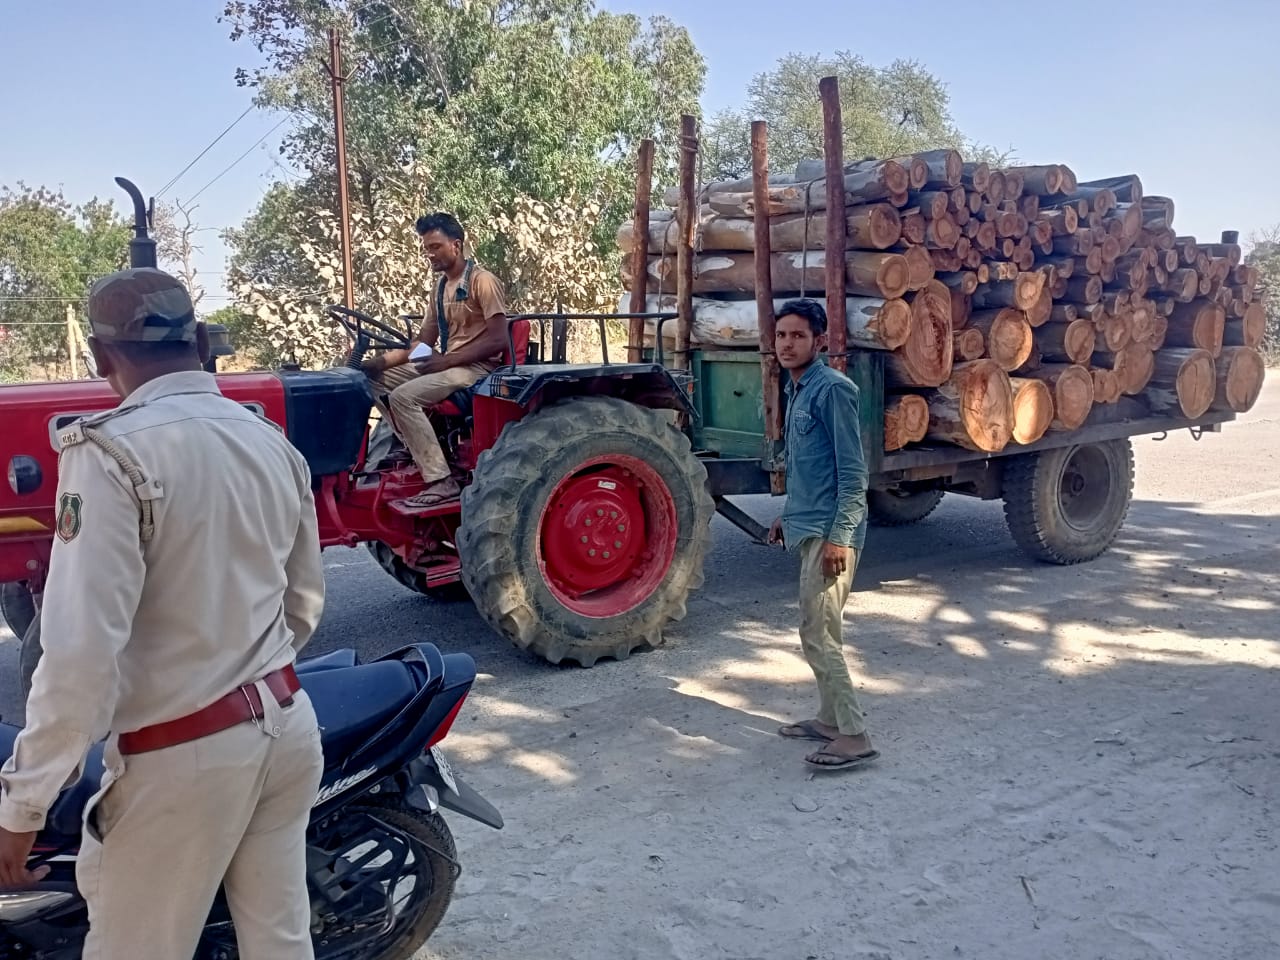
[{"x1": 768, "y1": 298, "x2": 878, "y2": 770}]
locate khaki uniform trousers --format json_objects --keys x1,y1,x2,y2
[
  {"x1": 796, "y1": 538, "x2": 867, "y2": 736},
  {"x1": 77, "y1": 687, "x2": 324, "y2": 960},
  {"x1": 372, "y1": 363, "x2": 492, "y2": 484}
]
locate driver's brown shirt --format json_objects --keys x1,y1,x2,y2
[{"x1": 416, "y1": 265, "x2": 508, "y2": 370}]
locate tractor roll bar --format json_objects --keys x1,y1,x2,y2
[{"x1": 504, "y1": 312, "x2": 679, "y2": 371}]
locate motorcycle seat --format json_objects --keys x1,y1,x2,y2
[{"x1": 302, "y1": 661, "x2": 419, "y2": 757}]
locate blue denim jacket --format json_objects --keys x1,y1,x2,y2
[{"x1": 780, "y1": 360, "x2": 868, "y2": 552}]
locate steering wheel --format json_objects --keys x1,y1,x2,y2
[{"x1": 326, "y1": 305, "x2": 412, "y2": 349}]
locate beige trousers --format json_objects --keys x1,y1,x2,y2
[
  {"x1": 77, "y1": 687, "x2": 324, "y2": 960},
  {"x1": 797, "y1": 538, "x2": 867, "y2": 736},
  {"x1": 372, "y1": 363, "x2": 491, "y2": 484}
]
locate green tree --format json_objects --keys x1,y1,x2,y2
[
  {"x1": 701, "y1": 51, "x2": 1008, "y2": 182},
  {"x1": 0, "y1": 186, "x2": 129, "y2": 380},
  {"x1": 1244, "y1": 225, "x2": 1280, "y2": 360},
  {"x1": 218, "y1": 0, "x2": 705, "y2": 365}
]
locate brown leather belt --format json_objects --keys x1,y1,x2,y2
[{"x1": 118, "y1": 664, "x2": 301, "y2": 755}]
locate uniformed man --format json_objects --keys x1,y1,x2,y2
[
  {"x1": 360, "y1": 212, "x2": 509, "y2": 507},
  {"x1": 0, "y1": 268, "x2": 327, "y2": 958}
]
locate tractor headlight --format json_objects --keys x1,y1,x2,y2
[{"x1": 7, "y1": 456, "x2": 42, "y2": 496}]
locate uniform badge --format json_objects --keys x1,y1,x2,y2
[{"x1": 56, "y1": 492, "x2": 83, "y2": 543}]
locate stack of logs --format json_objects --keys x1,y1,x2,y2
[{"x1": 619, "y1": 151, "x2": 1267, "y2": 453}]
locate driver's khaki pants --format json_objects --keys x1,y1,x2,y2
[
  {"x1": 77, "y1": 690, "x2": 323, "y2": 960},
  {"x1": 372, "y1": 362, "x2": 491, "y2": 485}
]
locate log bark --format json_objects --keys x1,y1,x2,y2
[
  {"x1": 953, "y1": 327, "x2": 986, "y2": 361},
  {"x1": 1034, "y1": 318, "x2": 1096, "y2": 363},
  {"x1": 922, "y1": 360, "x2": 1015, "y2": 452},
  {"x1": 705, "y1": 161, "x2": 910, "y2": 216},
  {"x1": 631, "y1": 250, "x2": 914, "y2": 300},
  {"x1": 1028, "y1": 364, "x2": 1095, "y2": 431},
  {"x1": 973, "y1": 271, "x2": 1045, "y2": 310},
  {"x1": 634, "y1": 293, "x2": 914, "y2": 350},
  {"x1": 918, "y1": 149, "x2": 963, "y2": 188},
  {"x1": 1025, "y1": 286, "x2": 1053, "y2": 328},
  {"x1": 621, "y1": 205, "x2": 906, "y2": 254},
  {"x1": 962, "y1": 162, "x2": 991, "y2": 194},
  {"x1": 969, "y1": 307, "x2": 1034, "y2": 372},
  {"x1": 1211, "y1": 346, "x2": 1266, "y2": 413},
  {"x1": 884, "y1": 395, "x2": 930, "y2": 451},
  {"x1": 885, "y1": 280, "x2": 954, "y2": 388},
  {"x1": 1077, "y1": 175, "x2": 1143, "y2": 204},
  {"x1": 1145, "y1": 348, "x2": 1216, "y2": 418},
  {"x1": 1049, "y1": 303, "x2": 1079, "y2": 323},
  {"x1": 950, "y1": 289, "x2": 972, "y2": 330},
  {"x1": 940, "y1": 271, "x2": 978, "y2": 295},
  {"x1": 1156, "y1": 268, "x2": 1200, "y2": 303},
  {"x1": 1165, "y1": 300, "x2": 1225, "y2": 356},
  {"x1": 1203, "y1": 243, "x2": 1242, "y2": 266},
  {"x1": 1223, "y1": 302, "x2": 1266, "y2": 348},
  {"x1": 1008, "y1": 164, "x2": 1066, "y2": 196},
  {"x1": 1008, "y1": 377, "x2": 1055, "y2": 444},
  {"x1": 1063, "y1": 274, "x2": 1104, "y2": 304}
]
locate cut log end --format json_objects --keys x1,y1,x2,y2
[
  {"x1": 1213, "y1": 346, "x2": 1266, "y2": 413},
  {"x1": 925, "y1": 359, "x2": 1015, "y2": 453},
  {"x1": 886, "y1": 280, "x2": 954, "y2": 388},
  {"x1": 884, "y1": 394, "x2": 931, "y2": 451},
  {"x1": 1009, "y1": 377, "x2": 1054, "y2": 444}
]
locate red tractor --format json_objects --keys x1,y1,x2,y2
[{"x1": 1, "y1": 178, "x2": 715, "y2": 690}]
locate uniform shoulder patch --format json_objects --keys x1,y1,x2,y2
[{"x1": 56, "y1": 492, "x2": 84, "y2": 543}]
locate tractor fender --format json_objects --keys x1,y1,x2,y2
[{"x1": 493, "y1": 363, "x2": 696, "y2": 419}]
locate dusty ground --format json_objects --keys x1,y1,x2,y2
[{"x1": 2, "y1": 383, "x2": 1276, "y2": 959}]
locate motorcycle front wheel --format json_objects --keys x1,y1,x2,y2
[{"x1": 198, "y1": 796, "x2": 459, "y2": 960}]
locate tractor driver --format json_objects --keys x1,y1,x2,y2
[{"x1": 361, "y1": 212, "x2": 510, "y2": 507}]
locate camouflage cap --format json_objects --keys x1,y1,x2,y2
[{"x1": 86, "y1": 268, "x2": 197, "y2": 343}]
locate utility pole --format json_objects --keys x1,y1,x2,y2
[
  {"x1": 324, "y1": 27, "x2": 356, "y2": 310},
  {"x1": 65, "y1": 304, "x2": 80, "y2": 380}
]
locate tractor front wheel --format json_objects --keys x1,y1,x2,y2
[{"x1": 458, "y1": 397, "x2": 714, "y2": 667}]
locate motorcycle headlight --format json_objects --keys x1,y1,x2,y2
[{"x1": 7, "y1": 456, "x2": 42, "y2": 496}]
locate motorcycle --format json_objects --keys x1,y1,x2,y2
[{"x1": 0, "y1": 642, "x2": 502, "y2": 959}]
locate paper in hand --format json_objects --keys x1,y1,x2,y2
[{"x1": 409, "y1": 343, "x2": 434, "y2": 361}]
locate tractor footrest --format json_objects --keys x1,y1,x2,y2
[{"x1": 386, "y1": 496, "x2": 461, "y2": 519}]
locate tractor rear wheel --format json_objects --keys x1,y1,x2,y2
[
  {"x1": 458, "y1": 397, "x2": 714, "y2": 667},
  {"x1": 867, "y1": 487, "x2": 945, "y2": 527},
  {"x1": 365, "y1": 541, "x2": 470, "y2": 602}
]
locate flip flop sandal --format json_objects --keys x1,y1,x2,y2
[
  {"x1": 803, "y1": 748, "x2": 880, "y2": 771},
  {"x1": 404, "y1": 487, "x2": 459, "y2": 508},
  {"x1": 778, "y1": 721, "x2": 834, "y2": 743}
]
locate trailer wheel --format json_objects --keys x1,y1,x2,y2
[
  {"x1": 1002, "y1": 439, "x2": 1134, "y2": 564},
  {"x1": 1, "y1": 582, "x2": 36, "y2": 641},
  {"x1": 868, "y1": 487, "x2": 945, "y2": 527},
  {"x1": 458, "y1": 396, "x2": 714, "y2": 667}
]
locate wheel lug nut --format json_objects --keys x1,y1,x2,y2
[
  {"x1": 596, "y1": 509, "x2": 604, "y2": 517},
  {"x1": 610, "y1": 511, "x2": 618, "y2": 519},
  {"x1": 614, "y1": 541, "x2": 622, "y2": 548},
  {"x1": 585, "y1": 519, "x2": 592, "y2": 526},
  {"x1": 581, "y1": 535, "x2": 588, "y2": 543},
  {"x1": 618, "y1": 524, "x2": 625, "y2": 532},
  {"x1": 589, "y1": 549, "x2": 596, "y2": 557},
  {"x1": 603, "y1": 551, "x2": 611, "y2": 559}
]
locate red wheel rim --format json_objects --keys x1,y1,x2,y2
[{"x1": 537, "y1": 454, "x2": 678, "y2": 618}]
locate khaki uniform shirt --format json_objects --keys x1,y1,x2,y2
[
  {"x1": 0, "y1": 371, "x2": 325, "y2": 832},
  {"x1": 416, "y1": 265, "x2": 508, "y2": 370}
]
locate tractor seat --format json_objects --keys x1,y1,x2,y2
[{"x1": 435, "y1": 318, "x2": 530, "y2": 417}]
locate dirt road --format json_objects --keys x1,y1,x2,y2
[{"x1": 1, "y1": 384, "x2": 1275, "y2": 959}]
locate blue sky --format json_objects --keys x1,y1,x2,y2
[{"x1": 3, "y1": 0, "x2": 1278, "y2": 306}]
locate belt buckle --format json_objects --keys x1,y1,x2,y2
[{"x1": 240, "y1": 684, "x2": 265, "y2": 732}]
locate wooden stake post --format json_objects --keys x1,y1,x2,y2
[
  {"x1": 626, "y1": 138, "x2": 655, "y2": 363},
  {"x1": 674, "y1": 115, "x2": 698, "y2": 371},
  {"x1": 751, "y1": 121, "x2": 786, "y2": 494},
  {"x1": 819, "y1": 76, "x2": 848, "y2": 372}
]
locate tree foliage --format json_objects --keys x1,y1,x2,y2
[
  {"x1": 1245, "y1": 225, "x2": 1280, "y2": 361},
  {"x1": 700, "y1": 51, "x2": 1007, "y2": 182},
  {"x1": 218, "y1": 0, "x2": 705, "y2": 365},
  {"x1": 0, "y1": 186, "x2": 129, "y2": 380}
]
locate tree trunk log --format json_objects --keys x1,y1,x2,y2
[
  {"x1": 969, "y1": 307, "x2": 1034, "y2": 372},
  {"x1": 1049, "y1": 303, "x2": 1079, "y2": 323},
  {"x1": 950, "y1": 289, "x2": 972, "y2": 330},
  {"x1": 1077, "y1": 175, "x2": 1143, "y2": 204},
  {"x1": 883, "y1": 395, "x2": 930, "y2": 451},
  {"x1": 1063, "y1": 274, "x2": 1104, "y2": 304},
  {"x1": 985, "y1": 170, "x2": 1007, "y2": 205},
  {"x1": 1165, "y1": 300, "x2": 1225, "y2": 356},
  {"x1": 917, "y1": 149, "x2": 963, "y2": 188},
  {"x1": 898, "y1": 245, "x2": 937, "y2": 291},
  {"x1": 1008, "y1": 377, "x2": 1055, "y2": 444},
  {"x1": 1007, "y1": 165, "x2": 1066, "y2": 196},
  {"x1": 953, "y1": 327, "x2": 985, "y2": 361},
  {"x1": 1211, "y1": 346, "x2": 1266, "y2": 413},
  {"x1": 962, "y1": 162, "x2": 990, "y2": 194},
  {"x1": 922, "y1": 360, "x2": 1015, "y2": 452},
  {"x1": 1028, "y1": 363, "x2": 1095, "y2": 430},
  {"x1": 1145, "y1": 348, "x2": 1216, "y2": 418},
  {"x1": 1025, "y1": 286, "x2": 1053, "y2": 328},
  {"x1": 973, "y1": 271, "x2": 1045, "y2": 310},
  {"x1": 885, "y1": 280, "x2": 954, "y2": 388},
  {"x1": 1092, "y1": 366, "x2": 1122, "y2": 404},
  {"x1": 1034, "y1": 318, "x2": 1096, "y2": 363},
  {"x1": 1119, "y1": 343, "x2": 1155, "y2": 395},
  {"x1": 1224, "y1": 302, "x2": 1266, "y2": 348},
  {"x1": 630, "y1": 250, "x2": 915, "y2": 299}
]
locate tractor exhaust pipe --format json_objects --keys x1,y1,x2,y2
[{"x1": 114, "y1": 177, "x2": 157, "y2": 269}]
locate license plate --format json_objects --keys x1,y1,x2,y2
[{"x1": 430, "y1": 745, "x2": 458, "y2": 795}]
